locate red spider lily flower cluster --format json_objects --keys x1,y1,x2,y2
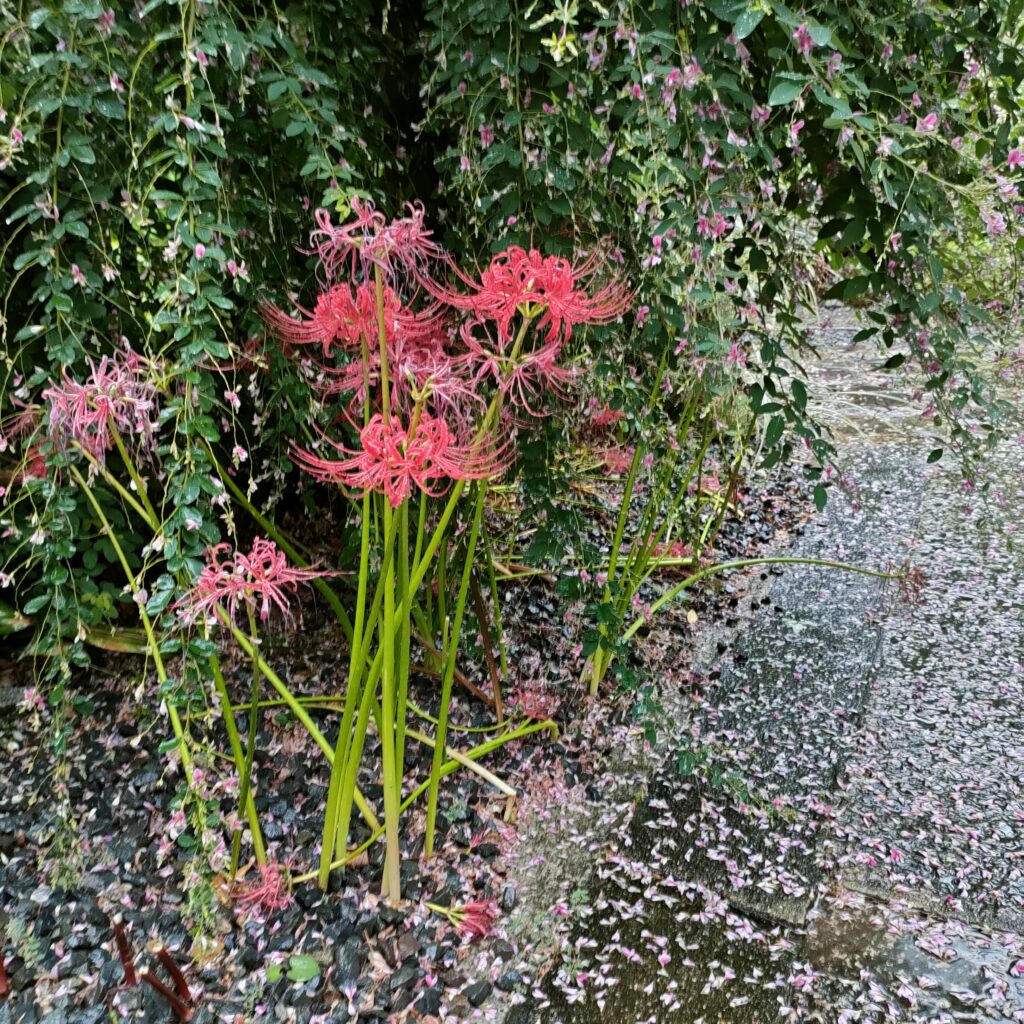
[
  {"x1": 42, "y1": 347, "x2": 156, "y2": 461},
  {"x1": 306, "y1": 199, "x2": 445, "y2": 285},
  {"x1": 233, "y1": 861, "x2": 292, "y2": 916},
  {"x1": 436, "y1": 246, "x2": 633, "y2": 345},
  {"x1": 262, "y1": 281, "x2": 433, "y2": 360},
  {"x1": 266, "y1": 201, "x2": 630, "y2": 481},
  {"x1": 427, "y1": 899, "x2": 498, "y2": 941},
  {"x1": 175, "y1": 538, "x2": 327, "y2": 626},
  {"x1": 292, "y1": 412, "x2": 508, "y2": 508}
]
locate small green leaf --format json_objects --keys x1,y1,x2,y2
[
  {"x1": 808, "y1": 24, "x2": 832, "y2": 46},
  {"x1": 768, "y1": 75, "x2": 809, "y2": 106},
  {"x1": 286, "y1": 955, "x2": 321, "y2": 983},
  {"x1": 926, "y1": 448, "x2": 943, "y2": 464},
  {"x1": 813, "y1": 483, "x2": 828, "y2": 511}
]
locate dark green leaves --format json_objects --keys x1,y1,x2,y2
[{"x1": 768, "y1": 73, "x2": 810, "y2": 106}]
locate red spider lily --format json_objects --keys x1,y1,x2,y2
[
  {"x1": 42, "y1": 347, "x2": 156, "y2": 461},
  {"x1": 175, "y1": 538, "x2": 328, "y2": 626},
  {"x1": 459, "y1": 319, "x2": 576, "y2": 418},
  {"x1": 292, "y1": 412, "x2": 508, "y2": 508},
  {"x1": 233, "y1": 861, "x2": 292, "y2": 916},
  {"x1": 315, "y1": 327, "x2": 483, "y2": 431},
  {"x1": 262, "y1": 281, "x2": 433, "y2": 359},
  {"x1": 307, "y1": 199, "x2": 446, "y2": 285},
  {"x1": 510, "y1": 684, "x2": 561, "y2": 721},
  {"x1": 587, "y1": 402, "x2": 625, "y2": 430},
  {"x1": 433, "y1": 246, "x2": 632, "y2": 344},
  {"x1": 425, "y1": 898, "x2": 498, "y2": 941},
  {"x1": 457, "y1": 900, "x2": 498, "y2": 939}
]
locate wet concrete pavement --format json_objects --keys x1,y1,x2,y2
[{"x1": 508, "y1": 307, "x2": 1024, "y2": 1023}]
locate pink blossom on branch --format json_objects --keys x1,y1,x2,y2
[{"x1": 292, "y1": 412, "x2": 508, "y2": 507}]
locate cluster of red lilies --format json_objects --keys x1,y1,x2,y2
[{"x1": 264, "y1": 199, "x2": 631, "y2": 503}]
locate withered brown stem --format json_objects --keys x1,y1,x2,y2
[
  {"x1": 155, "y1": 945, "x2": 192, "y2": 1002},
  {"x1": 112, "y1": 917, "x2": 137, "y2": 987},
  {"x1": 141, "y1": 971, "x2": 193, "y2": 1022}
]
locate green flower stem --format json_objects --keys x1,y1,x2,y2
[
  {"x1": 74, "y1": 444, "x2": 154, "y2": 526},
  {"x1": 216, "y1": 606, "x2": 381, "y2": 834},
  {"x1": 621, "y1": 557, "x2": 902, "y2": 644},
  {"x1": 109, "y1": 418, "x2": 160, "y2": 528},
  {"x1": 394, "y1": 500, "x2": 412, "y2": 796},
  {"x1": 350, "y1": 479, "x2": 467, "y2": 689},
  {"x1": 69, "y1": 465, "x2": 190, "y2": 773},
  {"x1": 330, "y1": 643, "x2": 382, "y2": 885},
  {"x1": 317, "y1": 490, "x2": 373, "y2": 890},
  {"x1": 436, "y1": 540, "x2": 448, "y2": 662},
  {"x1": 229, "y1": 606, "x2": 263, "y2": 880},
  {"x1": 404, "y1": 726, "x2": 514, "y2": 796},
  {"x1": 483, "y1": 523, "x2": 509, "y2": 678},
  {"x1": 378, "y1": 494, "x2": 402, "y2": 903},
  {"x1": 209, "y1": 655, "x2": 265, "y2": 866},
  {"x1": 318, "y1": 509, "x2": 401, "y2": 890},
  {"x1": 205, "y1": 444, "x2": 354, "y2": 642},
  {"x1": 604, "y1": 353, "x2": 668, "y2": 591},
  {"x1": 291, "y1": 717, "x2": 557, "y2": 886},
  {"x1": 406, "y1": 701, "x2": 510, "y2": 733},
  {"x1": 425, "y1": 483, "x2": 485, "y2": 858},
  {"x1": 375, "y1": 265, "x2": 391, "y2": 414},
  {"x1": 227, "y1": 694, "x2": 510, "y2": 733}
]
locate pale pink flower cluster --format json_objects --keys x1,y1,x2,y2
[
  {"x1": 43, "y1": 346, "x2": 156, "y2": 461},
  {"x1": 175, "y1": 538, "x2": 328, "y2": 626}
]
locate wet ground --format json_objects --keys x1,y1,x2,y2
[{"x1": 506, "y1": 306, "x2": 1024, "y2": 1023}]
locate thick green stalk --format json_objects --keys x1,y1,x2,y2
[
  {"x1": 229, "y1": 607, "x2": 262, "y2": 879},
  {"x1": 482, "y1": 523, "x2": 509, "y2": 678},
  {"x1": 425, "y1": 485, "x2": 485, "y2": 857},
  {"x1": 436, "y1": 540, "x2": 448, "y2": 663},
  {"x1": 291, "y1": 716, "x2": 557, "y2": 886},
  {"x1": 217, "y1": 607, "x2": 381, "y2": 834},
  {"x1": 331, "y1": 645, "x2": 383, "y2": 878},
  {"x1": 378, "y1": 494, "x2": 402, "y2": 903},
  {"x1": 210, "y1": 656, "x2": 265, "y2": 865},
  {"x1": 394, "y1": 500, "x2": 412, "y2": 793},
  {"x1": 316, "y1": 491, "x2": 372, "y2": 889}
]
